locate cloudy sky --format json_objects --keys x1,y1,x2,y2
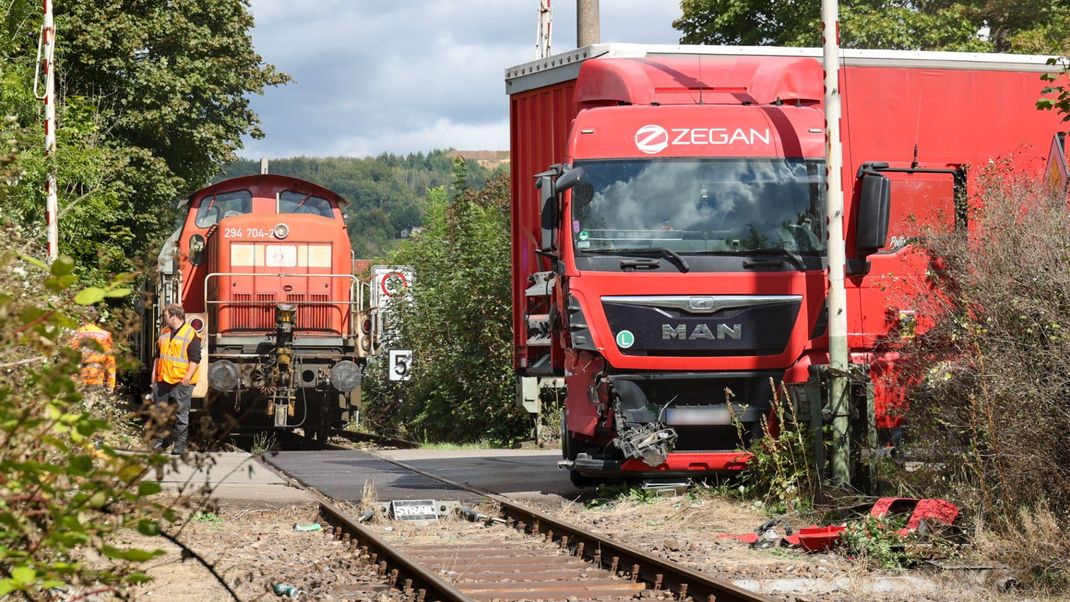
[{"x1": 240, "y1": 1, "x2": 684, "y2": 159}]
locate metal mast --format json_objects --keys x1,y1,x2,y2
[
  {"x1": 35, "y1": 0, "x2": 58, "y2": 262},
  {"x1": 537, "y1": 0, "x2": 552, "y2": 58},
  {"x1": 576, "y1": 0, "x2": 599, "y2": 47},
  {"x1": 822, "y1": 0, "x2": 851, "y2": 485}
]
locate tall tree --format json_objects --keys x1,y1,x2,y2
[
  {"x1": 59, "y1": 0, "x2": 289, "y2": 187},
  {"x1": 674, "y1": 0, "x2": 1069, "y2": 54},
  {"x1": 0, "y1": 0, "x2": 286, "y2": 282}
]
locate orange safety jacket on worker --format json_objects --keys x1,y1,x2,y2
[
  {"x1": 70, "y1": 323, "x2": 117, "y2": 390},
  {"x1": 156, "y1": 323, "x2": 201, "y2": 385}
]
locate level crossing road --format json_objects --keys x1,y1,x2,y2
[{"x1": 263, "y1": 448, "x2": 578, "y2": 503}]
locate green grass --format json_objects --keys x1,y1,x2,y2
[{"x1": 190, "y1": 511, "x2": 223, "y2": 523}]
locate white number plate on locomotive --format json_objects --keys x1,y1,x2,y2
[{"x1": 222, "y1": 227, "x2": 273, "y2": 239}]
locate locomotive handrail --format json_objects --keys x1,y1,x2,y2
[{"x1": 203, "y1": 271, "x2": 361, "y2": 337}]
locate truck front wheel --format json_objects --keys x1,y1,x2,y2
[{"x1": 562, "y1": 416, "x2": 602, "y2": 488}]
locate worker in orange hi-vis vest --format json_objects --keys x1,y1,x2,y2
[
  {"x1": 150, "y1": 303, "x2": 201, "y2": 456},
  {"x1": 70, "y1": 306, "x2": 117, "y2": 391}
]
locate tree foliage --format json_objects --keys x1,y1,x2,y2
[
  {"x1": 1038, "y1": 56, "x2": 1070, "y2": 121},
  {"x1": 362, "y1": 173, "x2": 529, "y2": 444},
  {"x1": 221, "y1": 152, "x2": 503, "y2": 258},
  {"x1": 0, "y1": 0, "x2": 285, "y2": 284},
  {"x1": 0, "y1": 230, "x2": 175, "y2": 597},
  {"x1": 674, "y1": 0, "x2": 1070, "y2": 53}
]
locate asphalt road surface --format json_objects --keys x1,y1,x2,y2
[{"x1": 263, "y1": 448, "x2": 579, "y2": 503}]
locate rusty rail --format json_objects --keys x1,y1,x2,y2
[
  {"x1": 360, "y1": 451, "x2": 774, "y2": 602},
  {"x1": 316, "y1": 493, "x2": 470, "y2": 602}
]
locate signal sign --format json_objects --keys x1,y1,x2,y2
[
  {"x1": 370, "y1": 265, "x2": 414, "y2": 309},
  {"x1": 389, "y1": 349, "x2": 412, "y2": 381},
  {"x1": 380, "y1": 271, "x2": 409, "y2": 298}
]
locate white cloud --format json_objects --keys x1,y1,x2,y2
[
  {"x1": 241, "y1": 1, "x2": 682, "y2": 159},
  {"x1": 333, "y1": 118, "x2": 509, "y2": 157}
]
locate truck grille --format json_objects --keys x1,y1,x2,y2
[{"x1": 602, "y1": 295, "x2": 801, "y2": 356}]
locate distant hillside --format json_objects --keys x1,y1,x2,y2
[
  {"x1": 219, "y1": 150, "x2": 506, "y2": 257},
  {"x1": 447, "y1": 150, "x2": 510, "y2": 170}
]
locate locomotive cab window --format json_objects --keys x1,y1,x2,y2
[
  {"x1": 278, "y1": 191, "x2": 334, "y2": 218},
  {"x1": 195, "y1": 190, "x2": 252, "y2": 227}
]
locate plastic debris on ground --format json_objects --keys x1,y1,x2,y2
[{"x1": 717, "y1": 497, "x2": 959, "y2": 553}]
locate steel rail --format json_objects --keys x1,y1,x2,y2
[
  {"x1": 329, "y1": 428, "x2": 420, "y2": 450},
  {"x1": 313, "y1": 490, "x2": 472, "y2": 602},
  {"x1": 361, "y1": 450, "x2": 773, "y2": 602}
]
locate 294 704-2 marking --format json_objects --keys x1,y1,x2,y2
[{"x1": 223, "y1": 227, "x2": 272, "y2": 239}]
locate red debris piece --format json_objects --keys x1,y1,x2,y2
[
  {"x1": 903, "y1": 498, "x2": 959, "y2": 533},
  {"x1": 717, "y1": 532, "x2": 759, "y2": 544},
  {"x1": 790, "y1": 525, "x2": 846, "y2": 552},
  {"x1": 871, "y1": 497, "x2": 959, "y2": 535}
]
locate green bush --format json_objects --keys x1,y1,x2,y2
[
  {"x1": 362, "y1": 173, "x2": 529, "y2": 444},
  {"x1": 0, "y1": 238, "x2": 172, "y2": 597},
  {"x1": 738, "y1": 383, "x2": 816, "y2": 515},
  {"x1": 892, "y1": 174, "x2": 1070, "y2": 588},
  {"x1": 840, "y1": 514, "x2": 912, "y2": 569}
]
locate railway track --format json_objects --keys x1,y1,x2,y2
[
  {"x1": 267, "y1": 452, "x2": 772, "y2": 602},
  {"x1": 329, "y1": 427, "x2": 421, "y2": 450},
  {"x1": 223, "y1": 427, "x2": 420, "y2": 452}
]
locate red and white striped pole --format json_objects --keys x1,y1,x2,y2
[
  {"x1": 536, "y1": 0, "x2": 551, "y2": 58},
  {"x1": 42, "y1": 0, "x2": 58, "y2": 262},
  {"x1": 821, "y1": 0, "x2": 850, "y2": 485}
]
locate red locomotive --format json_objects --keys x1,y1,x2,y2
[{"x1": 139, "y1": 174, "x2": 376, "y2": 440}]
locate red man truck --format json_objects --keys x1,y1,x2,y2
[{"x1": 506, "y1": 44, "x2": 1066, "y2": 486}]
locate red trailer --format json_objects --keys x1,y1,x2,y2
[{"x1": 506, "y1": 45, "x2": 1066, "y2": 485}]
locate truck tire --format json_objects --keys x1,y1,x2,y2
[
  {"x1": 562, "y1": 416, "x2": 602, "y2": 488},
  {"x1": 569, "y1": 467, "x2": 600, "y2": 488}
]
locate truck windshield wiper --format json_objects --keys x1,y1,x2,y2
[
  {"x1": 584, "y1": 247, "x2": 691, "y2": 273},
  {"x1": 745, "y1": 248, "x2": 808, "y2": 271}
]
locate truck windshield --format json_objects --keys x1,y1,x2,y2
[{"x1": 571, "y1": 158, "x2": 826, "y2": 256}]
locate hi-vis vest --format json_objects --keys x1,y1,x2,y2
[
  {"x1": 70, "y1": 323, "x2": 116, "y2": 389},
  {"x1": 157, "y1": 323, "x2": 200, "y2": 385}
]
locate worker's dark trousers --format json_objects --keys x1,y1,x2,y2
[{"x1": 152, "y1": 383, "x2": 192, "y2": 453}]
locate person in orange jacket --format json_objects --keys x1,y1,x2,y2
[
  {"x1": 70, "y1": 306, "x2": 117, "y2": 391},
  {"x1": 150, "y1": 304, "x2": 201, "y2": 455}
]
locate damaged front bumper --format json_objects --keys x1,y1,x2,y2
[{"x1": 560, "y1": 451, "x2": 752, "y2": 478}]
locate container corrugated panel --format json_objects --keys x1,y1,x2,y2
[{"x1": 510, "y1": 80, "x2": 576, "y2": 375}]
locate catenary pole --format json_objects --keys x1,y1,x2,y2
[
  {"x1": 537, "y1": 0, "x2": 552, "y2": 58},
  {"x1": 822, "y1": 0, "x2": 851, "y2": 485},
  {"x1": 41, "y1": 0, "x2": 58, "y2": 262},
  {"x1": 576, "y1": 0, "x2": 599, "y2": 47}
]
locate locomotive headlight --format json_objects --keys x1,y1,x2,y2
[
  {"x1": 208, "y1": 360, "x2": 240, "y2": 392},
  {"x1": 272, "y1": 222, "x2": 290, "y2": 239},
  {"x1": 329, "y1": 360, "x2": 361, "y2": 392}
]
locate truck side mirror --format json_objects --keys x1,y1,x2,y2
[
  {"x1": 555, "y1": 166, "x2": 584, "y2": 192},
  {"x1": 537, "y1": 175, "x2": 557, "y2": 253},
  {"x1": 857, "y1": 173, "x2": 891, "y2": 251}
]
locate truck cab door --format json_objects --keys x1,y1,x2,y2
[{"x1": 855, "y1": 172, "x2": 959, "y2": 345}]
